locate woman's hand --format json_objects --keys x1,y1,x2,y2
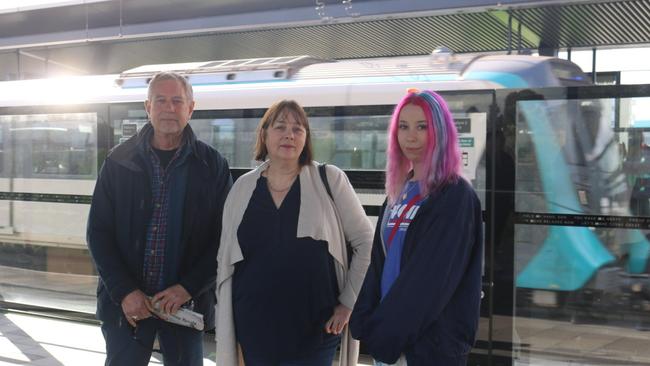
[{"x1": 325, "y1": 304, "x2": 352, "y2": 335}]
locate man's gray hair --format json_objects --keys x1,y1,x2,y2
[{"x1": 147, "y1": 72, "x2": 194, "y2": 102}]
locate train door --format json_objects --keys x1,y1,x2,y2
[{"x1": 493, "y1": 84, "x2": 650, "y2": 365}]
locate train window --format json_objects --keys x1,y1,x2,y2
[
  {"x1": 190, "y1": 117, "x2": 257, "y2": 168},
  {"x1": 0, "y1": 113, "x2": 98, "y2": 179},
  {"x1": 550, "y1": 61, "x2": 591, "y2": 85},
  {"x1": 309, "y1": 115, "x2": 389, "y2": 170},
  {"x1": 187, "y1": 111, "x2": 394, "y2": 170},
  {"x1": 190, "y1": 111, "x2": 488, "y2": 174},
  {"x1": 110, "y1": 105, "x2": 148, "y2": 146},
  {"x1": 112, "y1": 102, "x2": 490, "y2": 178},
  {"x1": 187, "y1": 114, "x2": 391, "y2": 170},
  {"x1": 111, "y1": 105, "x2": 263, "y2": 168}
]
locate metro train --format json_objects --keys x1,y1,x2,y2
[{"x1": 0, "y1": 51, "x2": 648, "y2": 325}]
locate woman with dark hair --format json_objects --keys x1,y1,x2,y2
[
  {"x1": 216, "y1": 100, "x2": 373, "y2": 366},
  {"x1": 350, "y1": 90, "x2": 483, "y2": 365}
]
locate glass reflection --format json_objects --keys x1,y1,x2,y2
[
  {"x1": 0, "y1": 113, "x2": 98, "y2": 314},
  {"x1": 514, "y1": 97, "x2": 650, "y2": 364}
]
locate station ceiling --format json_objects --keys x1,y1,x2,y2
[{"x1": 0, "y1": 0, "x2": 648, "y2": 79}]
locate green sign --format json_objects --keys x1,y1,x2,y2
[{"x1": 459, "y1": 137, "x2": 474, "y2": 147}]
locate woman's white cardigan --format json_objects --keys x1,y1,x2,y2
[{"x1": 216, "y1": 161, "x2": 374, "y2": 366}]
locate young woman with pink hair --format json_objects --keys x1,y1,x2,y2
[{"x1": 350, "y1": 90, "x2": 483, "y2": 365}]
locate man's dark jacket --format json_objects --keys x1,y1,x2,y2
[
  {"x1": 350, "y1": 178, "x2": 483, "y2": 365},
  {"x1": 87, "y1": 123, "x2": 232, "y2": 330}
]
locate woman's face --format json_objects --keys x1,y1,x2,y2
[
  {"x1": 264, "y1": 110, "x2": 307, "y2": 164},
  {"x1": 397, "y1": 103, "x2": 429, "y2": 164}
]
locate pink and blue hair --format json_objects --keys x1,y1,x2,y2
[{"x1": 386, "y1": 90, "x2": 461, "y2": 204}]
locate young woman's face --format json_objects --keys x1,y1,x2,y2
[{"x1": 397, "y1": 103, "x2": 429, "y2": 163}]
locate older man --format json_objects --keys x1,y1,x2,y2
[{"x1": 87, "y1": 72, "x2": 232, "y2": 365}]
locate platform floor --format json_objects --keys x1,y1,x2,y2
[
  {"x1": 4, "y1": 312, "x2": 650, "y2": 365},
  {"x1": 0, "y1": 312, "x2": 376, "y2": 366},
  {"x1": 0, "y1": 312, "x2": 213, "y2": 366},
  {"x1": 3, "y1": 265, "x2": 650, "y2": 365}
]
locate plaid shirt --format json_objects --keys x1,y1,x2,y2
[{"x1": 142, "y1": 148, "x2": 182, "y2": 294}]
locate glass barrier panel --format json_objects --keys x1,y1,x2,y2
[
  {"x1": 0, "y1": 112, "x2": 98, "y2": 314},
  {"x1": 513, "y1": 95, "x2": 650, "y2": 364}
]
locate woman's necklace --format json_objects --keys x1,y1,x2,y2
[
  {"x1": 265, "y1": 166, "x2": 298, "y2": 193},
  {"x1": 267, "y1": 179, "x2": 294, "y2": 192}
]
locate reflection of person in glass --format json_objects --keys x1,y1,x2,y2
[
  {"x1": 216, "y1": 100, "x2": 373, "y2": 366},
  {"x1": 627, "y1": 129, "x2": 650, "y2": 216},
  {"x1": 350, "y1": 90, "x2": 483, "y2": 365}
]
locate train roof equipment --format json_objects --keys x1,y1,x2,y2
[{"x1": 0, "y1": 53, "x2": 590, "y2": 109}]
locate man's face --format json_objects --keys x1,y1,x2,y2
[{"x1": 144, "y1": 79, "x2": 195, "y2": 137}]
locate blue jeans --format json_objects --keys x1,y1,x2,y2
[
  {"x1": 242, "y1": 334, "x2": 341, "y2": 366},
  {"x1": 101, "y1": 317, "x2": 203, "y2": 366}
]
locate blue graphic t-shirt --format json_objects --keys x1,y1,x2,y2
[{"x1": 380, "y1": 181, "x2": 424, "y2": 299}]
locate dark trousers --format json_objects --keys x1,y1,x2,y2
[
  {"x1": 242, "y1": 334, "x2": 340, "y2": 366},
  {"x1": 101, "y1": 317, "x2": 203, "y2": 366}
]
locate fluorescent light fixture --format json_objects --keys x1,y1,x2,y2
[{"x1": 0, "y1": 0, "x2": 111, "y2": 14}]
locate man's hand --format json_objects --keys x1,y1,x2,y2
[
  {"x1": 324, "y1": 303, "x2": 352, "y2": 335},
  {"x1": 121, "y1": 290, "x2": 154, "y2": 327},
  {"x1": 152, "y1": 284, "x2": 191, "y2": 316}
]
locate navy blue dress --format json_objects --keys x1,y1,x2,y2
[{"x1": 233, "y1": 176, "x2": 339, "y2": 362}]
